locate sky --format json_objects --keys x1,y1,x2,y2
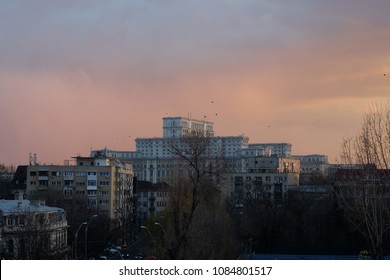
[{"x1": 1, "y1": 0, "x2": 390, "y2": 166}]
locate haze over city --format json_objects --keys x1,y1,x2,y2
[{"x1": 1, "y1": 0, "x2": 389, "y2": 166}]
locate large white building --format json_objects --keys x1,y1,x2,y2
[
  {"x1": 162, "y1": 116, "x2": 214, "y2": 138},
  {"x1": 248, "y1": 143, "x2": 292, "y2": 157},
  {"x1": 91, "y1": 116, "x2": 296, "y2": 184},
  {"x1": 92, "y1": 116, "x2": 253, "y2": 182}
]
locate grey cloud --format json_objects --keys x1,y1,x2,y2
[{"x1": 1, "y1": 0, "x2": 390, "y2": 98}]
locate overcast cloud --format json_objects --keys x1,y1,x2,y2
[{"x1": 1, "y1": 0, "x2": 390, "y2": 164}]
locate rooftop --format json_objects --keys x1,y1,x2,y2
[{"x1": 0, "y1": 199, "x2": 64, "y2": 214}]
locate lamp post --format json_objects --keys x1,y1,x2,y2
[
  {"x1": 110, "y1": 248, "x2": 124, "y2": 260},
  {"x1": 154, "y1": 222, "x2": 167, "y2": 259},
  {"x1": 154, "y1": 222, "x2": 167, "y2": 237},
  {"x1": 141, "y1": 225, "x2": 155, "y2": 246},
  {"x1": 74, "y1": 222, "x2": 87, "y2": 259},
  {"x1": 84, "y1": 215, "x2": 97, "y2": 260}
]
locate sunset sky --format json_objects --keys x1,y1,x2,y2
[{"x1": 1, "y1": 0, "x2": 390, "y2": 166}]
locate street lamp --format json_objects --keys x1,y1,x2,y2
[
  {"x1": 154, "y1": 222, "x2": 167, "y2": 237},
  {"x1": 141, "y1": 225, "x2": 155, "y2": 246},
  {"x1": 110, "y1": 248, "x2": 124, "y2": 260},
  {"x1": 84, "y1": 215, "x2": 97, "y2": 260},
  {"x1": 74, "y1": 222, "x2": 87, "y2": 259}
]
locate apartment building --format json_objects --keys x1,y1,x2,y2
[
  {"x1": 291, "y1": 154, "x2": 329, "y2": 184},
  {"x1": 25, "y1": 156, "x2": 134, "y2": 223},
  {"x1": 0, "y1": 199, "x2": 70, "y2": 259},
  {"x1": 292, "y1": 154, "x2": 329, "y2": 175},
  {"x1": 135, "y1": 181, "x2": 169, "y2": 221},
  {"x1": 225, "y1": 156, "x2": 300, "y2": 205}
]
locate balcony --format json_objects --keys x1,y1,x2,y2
[
  {"x1": 38, "y1": 185, "x2": 48, "y2": 191},
  {"x1": 63, "y1": 175, "x2": 74, "y2": 180},
  {"x1": 87, "y1": 185, "x2": 97, "y2": 191},
  {"x1": 87, "y1": 174, "x2": 97, "y2": 180}
]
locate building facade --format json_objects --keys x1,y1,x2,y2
[
  {"x1": 292, "y1": 154, "x2": 329, "y2": 184},
  {"x1": 0, "y1": 199, "x2": 70, "y2": 259},
  {"x1": 25, "y1": 156, "x2": 134, "y2": 223},
  {"x1": 91, "y1": 116, "x2": 251, "y2": 183},
  {"x1": 292, "y1": 154, "x2": 329, "y2": 175},
  {"x1": 162, "y1": 116, "x2": 214, "y2": 138},
  {"x1": 248, "y1": 143, "x2": 292, "y2": 157},
  {"x1": 90, "y1": 117, "x2": 334, "y2": 205},
  {"x1": 135, "y1": 181, "x2": 169, "y2": 221},
  {"x1": 225, "y1": 156, "x2": 300, "y2": 206}
]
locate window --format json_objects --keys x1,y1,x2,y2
[
  {"x1": 38, "y1": 171, "x2": 49, "y2": 176},
  {"x1": 88, "y1": 199, "x2": 97, "y2": 206},
  {"x1": 64, "y1": 180, "x2": 73, "y2": 186},
  {"x1": 7, "y1": 218, "x2": 13, "y2": 226},
  {"x1": 99, "y1": 210, "x2": 109, "y2": 216},
  {"x1": 30, "y1": 171, "x2": 37, "y2": 176},
  {"x1": 39, "y1": 180, "x2": 48, "y2": 186},
  {"x1": 99, "y1": 200, "x2": 109, "y2": 205},
  {"x1": 88, "y1": 180, "x2": 97, "y2": 186},
  {"x1": 64, "y1": 189, "x2": 73, "y2": 196}
]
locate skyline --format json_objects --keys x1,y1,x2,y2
[{"x1": 1, "y1": 0, "x2": 390, "y2": 166}]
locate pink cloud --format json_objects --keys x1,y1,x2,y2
[{"x1": 1, "y1": 1, "x2": 390, "y2": 165}]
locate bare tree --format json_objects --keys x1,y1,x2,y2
[
  {"x1": 162, "y1": 131, "x2": 230, "y2": 259},
  {"x1": 0, "y1": 164, "x2": 15, "y2": 199},
  {"x1": 337, "y1": 102, "x2": 390, "y2": 259},
  {"x1": 0, "y1": 164, "x2": 15, "y2": 176}
]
